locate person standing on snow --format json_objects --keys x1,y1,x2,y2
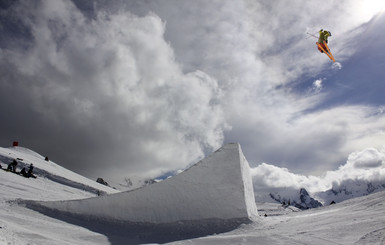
[
  {"x1": 7, "y1": 159, "x2": 18, "y2": 172},
  {"x1": 27, "y1": 164, "x2": 34, "y2": 177}
]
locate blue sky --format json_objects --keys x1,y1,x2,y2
[
  {"x1": 296, "y1": 13, "x2": 385, "y2": 111},
  {"x1": 0, "y1": 0, "x2": 384, "y2": 181}
]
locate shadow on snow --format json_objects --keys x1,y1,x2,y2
[{"x1": 23, "y1": 201, "x2": 251, "y2": 244}]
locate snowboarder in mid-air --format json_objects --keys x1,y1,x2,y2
[
  {"x1": 317, "y1": 29, "x2": 331, "y2": 53},
  {"x1": 307, "y1": 29, "x2": 335, "y2": 62}
]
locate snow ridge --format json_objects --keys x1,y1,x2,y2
[
  {"x1": 27, "y1": 143, "x2": 258, "y2": 224},
  {"x1": 0, "y1": 146, "x2": 117, "y2": 196},
  {"x1": 269, "y1": 188, "x2": 323, "y2": 209}
]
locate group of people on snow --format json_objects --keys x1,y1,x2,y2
[
  {"x1": 6, "y1": 159, "x2": 18, "y2": 172},
  {"x1": 20, "y1": 163, "x2": 34, "y2": 178},
  {"x1": 0, "y1": 159, "x2": 36, "y2": 178}
]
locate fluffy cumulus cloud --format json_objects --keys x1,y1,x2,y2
[
  {"x1": 332, "y1": 62, "x2": 343, "y2": 70},
  {"x1": 0, "y1": 1, "x2": 226, "y2": 180},
  {"x1": 1, "y1": 0, "x2": 385, "y2": 181},
  {"x1": 251, "y1": 163, "x2": 319, "y2": 190},
  {"x1": 132, "y1": 0, "x2": 385, "y2": 174},
  {"x1": 251, "y1": 146, "x2": 385, "y2": 194},
  {"x1": 326, "y1": 147, "x2": 385, "y2": 184},
  {"x1": 310, "y1": 79, "x2": 323, "y2": 94}
]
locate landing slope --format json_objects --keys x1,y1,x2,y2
[
  {"x1": 29, "y1": 143, "x2": 258, "y2": 224},
  {"x1": 0, "y1": 146, "x2": 118, "y2": 200}
]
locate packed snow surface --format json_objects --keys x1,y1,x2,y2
[
  {"x1": 0, "y1": 146, "x2": 118, "y2": 200},
  {"x1": 1, "y1": 145, "x2": 385, "y2": 244},
  {"x1": 28, "y1": 143, "x2": 258, "y2": 223}
]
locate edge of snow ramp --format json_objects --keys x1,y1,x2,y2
[{"x1": 23, "y1": 143, "x2": 259, "y2": 243}]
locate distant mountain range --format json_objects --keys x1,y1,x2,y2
[
  {"x1": 269, "y1": 188, "x2": 323, "y2": 210},
  {"x1": 259, "y1": 180, "x2": 385, "y2": 210},
  {"x1": 316, "y1": 180, "x2": 385, "y2": 205}
]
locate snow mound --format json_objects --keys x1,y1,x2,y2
[
  {"x1": 0, "y1": 146, "x2": 118, "y2": 197},
  {"x1": 27, "y1": 143, "x2": 258, "y2": 224}
]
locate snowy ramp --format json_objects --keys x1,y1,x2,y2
[{"x1": 28, "y1": 143, "x2": 258, "y2": 224}]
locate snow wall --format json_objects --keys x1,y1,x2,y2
[{"x1": 29, "y1": 143, "x2": 258, "y2": 224}]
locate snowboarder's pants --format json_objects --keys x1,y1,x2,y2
[{"x1": 317, "y1": 43, "x2": 327, "y2": 53}]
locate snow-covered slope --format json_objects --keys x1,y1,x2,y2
[
  {"x1": 1, "y1": 144, "x2": 385, "y2": 244},
  {"x1": 0, "y1": 146, "x2": 118, "y2": 244},
  {"x1": 167, "y1": 190, "x2": 385, "y2": 245},
  {"x1": 0, "y1": 146, "x2": 118, "y2": 200},
  {"x1": 27, "y1": 143, "x2": 258, "y2": 224}
]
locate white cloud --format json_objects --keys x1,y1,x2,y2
[
  {"x1": 251, "y1": 163, "x2": 316, "y2": 190},
  {"x1": 326, "y1": 147, "x2": 385, "y2": 182},
  {"x1": 1, "y1": 0, "x2": 384, "y2": 181},
  {"x1": 141, "y1": 0, "x2": 385, "y2": 174},
  {"x1": 0, "y1": 0, "x2": 227, "y2": 180},
  {"x1": 378, "y1": 106, "x2": 385, "y2": 114},
  {"x1": 311, "y1": 79, "x2": 323, "y2": 94},
  {"x1": 350, "y1": 148, "x2": 384, "y2": 169},
  {"x1": 332, "y1": 62, "x2": 342, "y2": 70},
  {"x1": 251, "y1": 146, "x2": 385, "y2": 194}
]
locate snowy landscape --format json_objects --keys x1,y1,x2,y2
[
  {"x1": 2, "y1": 1, "x2": 385, "y2": 244},
  {"x1": 1, "y1": 144, "x2": 384, "y2": 244}
]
